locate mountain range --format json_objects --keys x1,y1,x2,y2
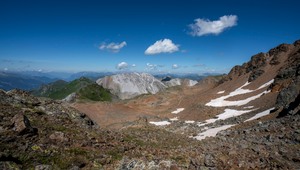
[
  {"x1": 0, "y1": 40, "x2": 299, "y2": 169},
  {"x1": 0, "y1": 71, "x2": 207, "y2": 91}
]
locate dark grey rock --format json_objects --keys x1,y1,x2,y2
[{"x1": 35, "y1": 165, "x2": 52, "y2": 170}]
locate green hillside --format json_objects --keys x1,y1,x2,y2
[{"x1": 32, "y1": 77, "x2": 111, "y2": 101}]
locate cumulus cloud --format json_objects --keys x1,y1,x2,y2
[
  {"x1": 146, "y1": 63, "x2": 157, "y2": 70},
  {"x1": 172, "y1": 64, "x2": 179, "y2": 69},
  {"x1": 116, "y1": 62, "x2": 129, "y2": 70},
  {"x1": 99, "y1": 41, "x2": 127, "y2": 53},
  {"x1": 132, "y1": 64, "x2": 136, "y2": 67},
  {"x1": 145, "y1": 39, "x2": 179, "y2": 55},
  {"x1": 189, "y1": 15, "x2": 238, "y2": 36}
]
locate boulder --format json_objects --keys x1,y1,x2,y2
[
  {"x1": 35, "y1": 164, "x2": 52, "y2": 170},
  {"x1": 11, "y1": 113, "x2": 36, "y2": 135},
  {"x1": 49, "y1": 131, "x2": 69, "y2": 142}
]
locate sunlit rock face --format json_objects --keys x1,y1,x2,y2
[{"x1": 97, "y1": 72, "x2": 167, "y2": 100}]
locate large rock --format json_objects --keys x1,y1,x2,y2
[
  {"x1": 96, "y1": 73, "x2": 167, "y2": 100},
  {"x1": 11, "y1": 113, "x2": 36, "y2": 135}
]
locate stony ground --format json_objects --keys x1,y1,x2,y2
[
  {"x1": 0, "y1": 89, "x2": 299, "y2": 169},
  {"x1": 1, "y1": 41, "x2": 299, "y2": 169}
]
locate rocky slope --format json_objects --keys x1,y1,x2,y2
[
  {"x1": 222, "y1": 40, "x2": 300, "y2": 115},
  {"x1": 1, "y1": 88, "x2": 299, "y2": 169},
  {"x1": 1, "y1": 40, "x2": 300, "y2": 169},
  {"x1": 97, "y1": 73, "x2": 167, "y2": 100}
]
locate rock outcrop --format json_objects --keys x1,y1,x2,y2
[
  {"x1": 163, "y1": 78, "x2": 182, "y2": 87},
  {"x1": 163, "y1": 78, "x2": 198, "y2": 87},
  {"x1": 223, "y1": 42, "x2": 296, "y2": 82},
  {"x1": 273, "y1": 40, "x2": 300, "y2": 116},
  {"x1": 97, "y1": 73, "x2": 167, "y2": 100}
]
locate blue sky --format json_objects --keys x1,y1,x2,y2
[{"x1": 0, "y1": 0, "x2": 299, "y2": 74}]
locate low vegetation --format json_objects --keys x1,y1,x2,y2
[{"x1": 32, "y1": 77, "x2": 111, "y2": 101}]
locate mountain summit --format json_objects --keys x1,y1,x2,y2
[{"x1": 96, "y1": 72, "x2": 167, "y2": 100}]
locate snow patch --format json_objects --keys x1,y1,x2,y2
[
  {"x1": 243, "y1": 106, "x2": 254, "y2": 109},
  {"x1": 193, "y1": 124, "x2": 235, "y2": 140},
  {"x1": 245, "y1": 107, "x2": 274, "y2": 122},
  {"x1": 169, "y1": 117, "x2": 179, "y2": 121},
  {"x1": 206, "y1": 80, "x2": 273, "y2": 107},
  {"x1": 149, "y1": 121, "x2": 171, "y2": 126},
  {"x1": 217, "y1": 90, "x2": 225, "y2": 94},
  {"x1": 197, "y1": 109, "x2": 254, "y2": 126},
  {"x1": 185, "y1": 120, "x2": 195, "y2": 124},
  {"x1": 257, "y1": 79, "x2": 274, "y2": 90},
  {"x1": 171, "y1": 108, "x2": 185, "y2": 114}
]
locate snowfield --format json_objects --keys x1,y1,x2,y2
[
  {"x1": 171, "y1": 108, "x2": 185, "y2": 114},
  {"x1": 243, "y1": 106, "x2": 254, "y2": 109},
  {"x1": 169, "y1": 117, "x2": 179, "y2": 121},
  {"x1": 149, "y1": 121, "x2": 171, "y2": 126},
  {"x1": 197, "y1": 109, "x2": 254, "y2": 126},
  {"x1": 206, "y1": 80, "x2": 274, "y2": 107},
  {"x1": 193, "y1": 124, "x2": 235, "y2": 140},
  {"x1": 217, "y1": 90, "x2": 225, "y2": 94},
  {"x1": 184, "y1": 120, "x2": 195, "y2": 124},
  {"x1": 245, "y1": 107, "x2": 274, "y2": 122}
]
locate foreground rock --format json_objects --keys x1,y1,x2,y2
[{"x1": 97, "y1": 72, "x2": 167, "y2": 100}]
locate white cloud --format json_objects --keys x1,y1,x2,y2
[
  {"x1": 99, "y1": 41, "x2": 127, "y2": 53},
  {"x1": 132, "y1": 64, "x2": 136, "y2": 67},
  {"x1": 145, "y1": 39, "x2": 179, "y2": 55},
  {"x1": 4, "y1": 68, "x2": 8, "y2": 71},
  {"x1": 172, "y1": 64, "x2": 179, "y2": 69},
  {"x1": 189, "y1": 15, "x2": 238, "y2": 36},
  {"x1": 116, "y1": 62, "x2": 128, "y2": 70},
  {"x1": 146, "y1": 63, "x2": 157, "y2": 70}
]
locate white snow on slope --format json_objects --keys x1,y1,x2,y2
[
  {"x1": 170, "y1": 117, "x2": 179, "y2": 121},
  {"x1": 197, "y1": 109, "x2": 254, "y2": 126},
  {"x1": 193, "y1": 124, "x2": 235, "y2": 140},
  {"x1": 257, "y1": 79, "x2": 274, "y2": 90},
  {"x1": 149, "y1": 121, "x2": 171, "y2": 126},
  {"x1": 206, "y1": 79, "x2": 273, "y2": 107},
  {"x1": 217, "y1": 90, "x2": 225, "y2": 94},
  {"x1": 171, "y1": 108, "x2": 185, "y2": 114},
  {"x1": 243, "y1": 106, "x2": 254, "y2": 109},
  {"x1": 245, "y1": 107, "x2": 274, "y2": 122},
  {"x1": 185, "y1": 120, "x2": 195, "y2": 124}
]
